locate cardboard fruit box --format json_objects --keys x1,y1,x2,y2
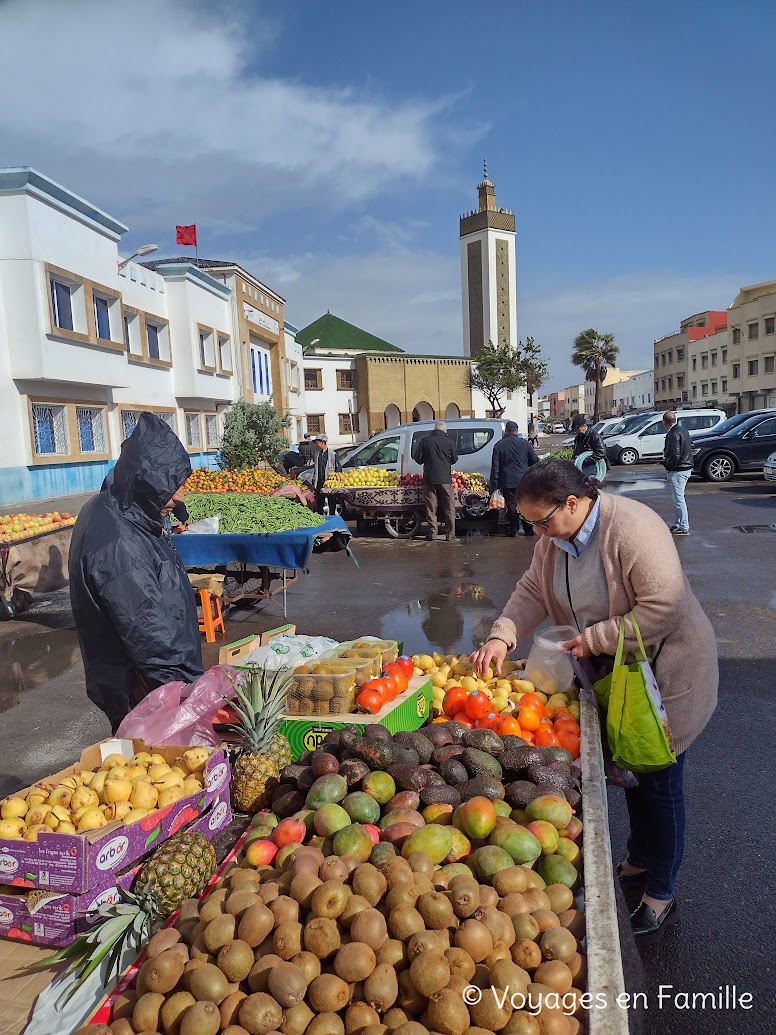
[
  {"x1": 0, "y1": 795, "x2": 233, "y2": 948},
  {"x1": 0, "y1": 740, "x2": 230, "y2": 895},
  {"x1": 278, "y1": 676, "x2": 432, "y2": 760}
]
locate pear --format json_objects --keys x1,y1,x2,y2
[
  {"x1": 2, "y1": 797, "x2": 28, "y2": 820},
  {"x1": 124, "y1": 764, "x2": 147, "y2": 782},
  {"x1": 48, "y1": 786, "x2": 73, "y2": 809},
  {"x1": 148, "y1": 763, "x2": 172, "y2": 782},
  {"x1": 107, "y1": 766, "x2": 129, "y2": 782},
  {"x1": 183, "y1": 748, "x2": 210, "y2": 774},
  {"x1": 123, "y1": 809, "x2": 150, "y2": 825},
  {"x1": 131, "y1": 752, "x2": 153, "y2": 768},
  {"x1": 26, "y1": 803, "x2": 52, "y2": 826},
  {"x1": 0, "y1": 818, "x2": 26, "y2": 837},
  {"x1": 182, "y1": 777, "x2": 203, "y2": 797},
  {"x1": 25, "y1": 824, "x2": 53, "y2": 841},
  {"x1": 50, "y1": 805, "x2": 72, "y2": 823},
  {"x1": 78, "y1": 808, "x2": 108, "y2": 831},
  {"x1": 158, "y1": 786, "x2": 186, "y2": 808},
  {"x1": 171, "y1": 766, "x2": 188, "y2": 779},
  {"x1": 71, "y1": 785, "x2": 100, "y2": 811},
  {"x1": 102, "y1": 753, "x2": 128, "y2": 770},
  {"x1": 57, "y1": 821, "x2": 76, "y2": 834},
  {"x1": 130, "y1": 782, "x2": 158, "y2": 810},
  {"x1": 104, "y1": 801, "x2": 133, "y2": 822},
  {"x1": 104, "y1": 779, "x2": 133, "y2": 804},
  {"x1": 43, "y1": 811, "x2": 61, "y2": 830},
  {"x1": 149, "y1": 754, "x2": 167, "y2": 766},
  {"x1": 155, "y1": 771, "x2": 184, "y2": 790},
  {"x1": 88, "y1": 771, "x2": 108, "y2": 796},
  {"x1": 59, "y1": 775, "x2": 81, "y2": 791},
  {"x1": 25, "y1": 792, "x2": 47, "y2": 808}
]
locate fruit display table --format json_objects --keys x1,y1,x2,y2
[
  {"x1": 0, "y1": 516, "x2": 76, "y2": 618},
  {"x1": 322, "y1": 486, "x2": 489, "y2": 538}
]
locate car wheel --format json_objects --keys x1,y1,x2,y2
[
  {"x1": 384, "y1": 512, "x2": 421, "y2": 538},
  {"x1": 618, "y1": 447, "x2": 639, "y2": 465},
  {"x1": 702, "y1": 454, "x2": 735, "y2": 482}
]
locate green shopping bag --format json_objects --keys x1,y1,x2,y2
[{"x1": 593, "y1": 615, "x2": 676, "y2": 773}]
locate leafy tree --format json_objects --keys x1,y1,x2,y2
[
  {"x1": 218, "y1": 400, "x2": 291, "y2": 470},
  {"x1": 572, "y1": 329, "x2": 619, "y2": 420},
  {"x1": 467, "y1": 338, "x2": 549, "y2": 418}
]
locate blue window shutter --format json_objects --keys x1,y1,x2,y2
[
  {"x1": 264, "y1": 354, "x2": 271, "y2": 395},
  {"x1": 78, "y1": 410, "x2": 94, "y2": 451},
  {"x1": 251, "y1": 349, "x2": 257, "y2": 394}
]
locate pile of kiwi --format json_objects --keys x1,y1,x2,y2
[{"x1": 79, "y1": 844, "x2": 587, "y2": 1035}]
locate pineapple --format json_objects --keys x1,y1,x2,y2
[
  {"x1": 228, "y1": 665, "x2": 293, "y2": 813},
  {"x1": 33, "y1": 831, "x2": 216, "y2": 1002}
]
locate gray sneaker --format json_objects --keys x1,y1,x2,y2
[{"x1": 671, "y1": 528, "x2": 690, "y2": 536}]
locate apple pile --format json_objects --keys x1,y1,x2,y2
[{"x1": 0, "y1": 512, "x2": 75, "y2": 542}]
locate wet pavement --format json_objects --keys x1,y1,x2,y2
[{"x1": 1, "y1": 466, "x2": 775, "y2": 1033}]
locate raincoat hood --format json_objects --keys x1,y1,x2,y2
[{"x1": 112, "y1": 412, "x2": 191, "y2": 518}]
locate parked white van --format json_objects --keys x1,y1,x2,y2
[
  {"x1": 606, "y1": 409, "x2": 726, "y2": 466},
  {"x1": 339, "y1": 418, "x2": 510, "y2": 479}
]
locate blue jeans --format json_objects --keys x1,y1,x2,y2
[
  {"x1": 666, "y1": 469, "x2": 691, "y2": 531},
  {"x1": 625, "y1": 752, "x2": 686, "y2": 900}
]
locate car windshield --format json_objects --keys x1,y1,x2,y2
[
  {"x1": 604, "y1": 414, "x2": 654, "y2": 437},
  {"x1": 706, "y1": 412, "x2": 772, "y2": 437}
]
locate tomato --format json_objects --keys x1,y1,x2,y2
[
  {"x1": 356, "y1": 688, "x2": 383, "y2": 715},
  {"x1": 497, "y1": 715, "x2": 522, "y2": 736},
  {"x1": 361, "y1": 677, "x2": 393, "y2": 703},
  {"x1": 395, "y1": 656, "x2": 415, "y2": 679},
  {"x1": 464, "y1": 691, "x2": 491, "y2": 720},
  {"x1": 383, "y1": 663, "x2": 409, "y2": 695},
  {"x1": 443, "y1": 686, "x2": 468, "y2": 716}
]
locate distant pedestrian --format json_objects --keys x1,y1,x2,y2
[
  {"x1": 528, "y1": 415, "x2": 539, "y2": 448},
  {"x1": 415, "y1": 421, "x2": 458, "y2": 541},
  {"x1": 490, "y1": 421, "x2": 539, "y2": 537},
  {"x1": 662, "y1": 411, "x2": 693, "y2": 536},
  {"x1": 312, "y1": 434, "x2": 341, "y2": 509}
]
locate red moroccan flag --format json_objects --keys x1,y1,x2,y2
[{"x1": 176, "y1": 224, "x2": 197, "y2": 246}]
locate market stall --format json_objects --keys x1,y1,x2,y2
[{"x1": 0, "y1": 513, "x2": 76, "y2": 618}]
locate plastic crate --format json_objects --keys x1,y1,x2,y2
[
  {"x1": 288, "y1": 664, "x2": 357, "y2": 716},
  {"x1": 351, "y1": 638, "x2": 399, "y2": 665}
]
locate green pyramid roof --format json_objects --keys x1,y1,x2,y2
[{"x1": 295, "y1": 312, "x2": 404, "y2": 354}]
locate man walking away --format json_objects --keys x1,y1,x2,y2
[
  {"x1": 662, "y1": 410, "x2": 693, "y2": 535},
  {"x1": 416, "y1": 421, "x2": 458, "y2": 541},
  {"x1": 528, "y1": 415, "x2": 539, "y2": 448},
  {"x1": 69, "y1": 413, "x2": 203, "y2": 732},
  {"x1": 490, "y1": 421, "x2": 539, "y2": 536},
  {"x1": 571, "y1": 414, "x2": 606, "y2": 475}
]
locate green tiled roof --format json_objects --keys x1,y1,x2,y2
[{"x1": 295, "y1": 312, "x2": 404, "y2": 353}]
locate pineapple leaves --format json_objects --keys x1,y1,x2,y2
[{"x1": 225, "y1": 664, "x2": 293, "y2": 755}]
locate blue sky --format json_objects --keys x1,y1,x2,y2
[{"x1": 1, "y1": 0, "x2": 774, "y2": 390}]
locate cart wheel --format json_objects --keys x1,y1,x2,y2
[
  {"x1": 463, "y1": 500, "x2": 489, "y2": 519},
  {"x1": 384, "y1": 512, "x2": 421, "y2": 539}
]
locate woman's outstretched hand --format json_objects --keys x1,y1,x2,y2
[
  {"x1": 470, "y1": 638, "x2": 508, "y2": 676},
  {"x1": 561, "y1": 633, "x2": 592, "y2": 659}
]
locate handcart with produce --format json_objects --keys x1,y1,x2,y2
[
  {"x1": 322, "y1": 469, "x2": 491, "y2": 538},
  {"x1": 0, "y1": 511, "x2": 77, "y2": 618}
]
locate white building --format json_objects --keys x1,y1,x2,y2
[
  {"x1": 0, "y1": 167, "x2": 245, "y2": 506},
  {"x1": 609, "y1": 369, "x2": 654, "y2": 414},
  {"x1": 283, "y1": 322, "x2": 307, "y2": 444}
]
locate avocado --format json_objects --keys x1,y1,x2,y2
[
  {"x1": 499, "y1": 749, "x2": 533, "y2": 777},
  {"x1": 565, "y1": 787, "x2": 582, "y2": 810},
  {"x1": 350, "y1": 738, "x2": 395, "y2": 769},
  {"x1": 439, "y1": 759, "x2": 469, "y2": 786},
  {"x1": 540, "y1": 745, "x2": 574, "y2": 766},
  {"x1": 419, "y1": 784, "x2": 462, "y2": 809},
  {"x1": 393, "y1": 731, "x2": 434, "y2": 764},
  {"x1": 500, "y1": 734, "x2": 529, "y2": 753},
  {"x1": 445, "y1": 721, "x2": 470, "y2": 744},
  {"x1": 461, "y1": 747, "x2": 503, "y2": 781},
  {"x1": 505, "y1": 780, "x2": 544, "y2": 809},
  {"x1": 432, "y1": 744, "x2": 465, "y2": 766},
  {"x1": 387, "y1": 764, "x2": 429, "y2": 792},
  {"x1": 525, "y1": 764, "x2": 571, "y2": 792},
  {"x1": 423, "y1": 725, "x2": 455, "y2": 748},
  {"x1": 458, "y1": 776, "x2": 505, "y2": 802},
  {"x1": 363, "y1": 724, "x2": 393, "y2": 741},
  {"x1": 461, "y1": 729, "x2": 505, "y2": 756},
  {"x1": 389, "y1": 746, "x2": 421, "y2": 766}
]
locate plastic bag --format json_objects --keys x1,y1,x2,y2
[
  {"x1": 488, "y1": 489, "x2": 505, "y2": 510},
  {"x1": 188, "y1": 515, "x2": 220, "y2": 534},
  {"x1": 238, "y1": 633, "x2": 338, "y2": 670},
  {"x1": 524, "y1": 624, "x2": 577, "y2": 694},
  {"x1": 115, "y1": 664, "x2": 237, "y2": 746}
]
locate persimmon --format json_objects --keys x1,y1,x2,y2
[
  {"x1": 497, "y1": 715, "x2": 522, "y2": 736},
  {"x1": 517, "y1": 706, "x2": 542, "y2": 732},
  {"x1": 535, "y1": 729, "x2": 560, "y2": 748},
  {"x1": 443, "y1": 686, "x2": 468, "y2": 716}
]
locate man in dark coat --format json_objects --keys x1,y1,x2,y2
[
  {"x1": 415, "y1": 421, "x2": 458, "y2": 541},
  {"x1": 490, "y1": 420, "x2": 539, "y2": 536},
  {"x1": 69, "y1": 412, "x2": 203, "y2": 732},
  {"x1": 571, "y1": 414, "x2": 606, "y2": 474}
]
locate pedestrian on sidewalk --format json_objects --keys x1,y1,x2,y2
[
  {"x1": 470, "y1": 459, "x2": 717, "y2": 946},
  {"x1": 415, "y1": 421, "x2": 458, "y2": 540},
  {"x1": 527, "y1": 415, "x2": 539, "y2": 448},
  {"x1": 662, "y1": 410, "x2": 693, "y2": 536},
  {"x1": 69, "y1": 413, "x2": 204, "y2": 732},
  {"x1": 489, "y1": 420, "x2": 539, "y2": 536}
]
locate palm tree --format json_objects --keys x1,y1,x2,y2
[{"x1": 572, "y1": 329, "x2": 619, "y2": 420}]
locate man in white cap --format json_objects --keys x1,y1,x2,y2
[{"x1": 312, "y1": 434, "x2": 342, "y2": 509}]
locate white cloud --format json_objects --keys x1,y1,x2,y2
[{"x1": 0, "y1": 0, "x2": 449, "y2": 229}]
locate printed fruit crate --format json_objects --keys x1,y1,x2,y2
[
  {"x1": 0, "y1": 741, "x2": 230, "y2": 894},
  {"x1": 278, "y1": 676, "x2": 432, "y2": 759},
  {"x1": 0, "y1": 796, "x2": 232, "y2": 948}
]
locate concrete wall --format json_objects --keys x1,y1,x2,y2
[{"x1": 301, "y1": 355, "x2": 358, "y2": 447}]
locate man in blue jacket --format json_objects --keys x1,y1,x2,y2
[{"x1": 490, "y1": 420, "x2": 539, "y2": 536}]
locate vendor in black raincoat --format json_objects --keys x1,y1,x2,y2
[{"x1": 69, "y1": 412, "x2": 204, "y2": 732}]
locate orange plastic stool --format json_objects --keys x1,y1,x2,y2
[{"x1": 197, "y1": 589, "x2": 225, "y2": 643}]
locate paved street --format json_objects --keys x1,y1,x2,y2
[{"x1": 1, "y1": 465, "x2": 774, "y2": 1033}]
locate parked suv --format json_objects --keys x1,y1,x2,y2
[
  {"x1": 606, "y1": 409, "x2": 726, "y2": 465},
  {"x1": 691, "y1": 410, "x2": 776, "y2": 481}
]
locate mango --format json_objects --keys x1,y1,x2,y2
[
  {"x1": 536, "y1": 854, "x2": 579, "y2": 889},
  {"x1": 525, "y1": 795, "x2": 574, "y2": 831},
  {"x1": 525, "y1": 820, "x2": 560, "y2": 856},
  {"x1": 488, "y1": 825, "x2": 542, "y2": 865},
  {"x1": 378, "y1": 809, "x2": 425, "y2": 831},
  {"x1": 305, "y1": 774, "x2": 348, "y2": 810},
  {"x1": 556, "y1": 837, "x2": 582, "y2": 868},
  {"x1": 314, "y1": 803, "x2": 352, "y2": 837},
  {"x1": 445, "y1": 828, "x2": 471, "y2": 863},
  {"x1": 332, "y1": 823, "x2": 373, "y2": 861},
  {"x1": 401, "y1": 824, "x2": 454, "y2": 865},
  {"x1": 458, "y1": 797, "x2": 497, "y2": 841},
  {"x1": 422, "y1": 803, "x2": 454, "y2": 825},
  {"x1": 469, "y1": 845, "x2": 514, "y2": 884},
  {"x1": 342, "y1": 792, "x2": 381, "y2": 825},
  {"x1": 362, "y1": 772, "x2": 396, "y2": 805}
]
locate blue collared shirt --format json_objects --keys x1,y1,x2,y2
[{"x1": 552, "y1": 497, "x2": 601, "y2": 559}]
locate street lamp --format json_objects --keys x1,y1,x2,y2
[{"x1": 118, "y1": 243, "x2": 158, "y2": 272}]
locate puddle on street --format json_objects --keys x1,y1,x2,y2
[
  {"x1": 735, "y1": 524, "x2": 776, "y2": 533},
  {"x1": 604, "y1": 478, "x2": 665, "y2": 494},
  {"x1": 0, "y1": 630, "x2": 81, "y2": 713},
  {"x1": 380, "y1": 582, "x2": 497, "y2": 656}
]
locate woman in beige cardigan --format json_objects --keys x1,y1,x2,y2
[{"x1": 471, "y1": 460, "x2": 718, "y2": 945}]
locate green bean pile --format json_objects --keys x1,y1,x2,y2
[{"x1": 185, "y1": 493, "x2": 325, "y2": 534}]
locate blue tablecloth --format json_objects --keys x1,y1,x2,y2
[{"x1": 172, "y1": 515, "x2": 350, "y2": 570}]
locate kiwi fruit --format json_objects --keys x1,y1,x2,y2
[
  {"x1": 413, "y1": 874, "x2": 435, "y2": 896},
  {"x1": 427, "y1": 988, "x2": 470, "y2": 1035},
  {"x1": 334, "y1": 942, "x2": 377, "y2": 982},
  {"x1": 478, "y1": 886, "x2": 499, "y2": 909},
  {"x1": 291, "y1": 950, "x2": 322, "y2": 983},
  {"x1": 239, "y1": 992, "x2": 283, "y2": 1035},
  {"x1": 397, "y1": 970, "x2": 426, "y2": 1015},
  {"x1": 220, "y1": 991, "x2": 248, "y2": 1029},
  {"x1": 189, "y1": 962, "x2": 230, "y2": 1004},
  {"x1": 304, "y1": 916, "x2": 342, "y2": 959},
  {"x1": 364, "y1": 963, "x2": 399, "y2": 1012},
  {"x1": 511, "y1": 939, "x2": 542, "y2": 971},
  {"x1": 179, "y1": 1001, "x2": 220, "y2": 1035},
  {"x1": 308, "y1": 974, "x2": 351, "y2": 1013},
  {"x1": 512, "y1": 914, "x2": 541, "y2": 942},
  {"x1": 492, "y1": 867, "x2": 529, "y2": 897},
  {"x1": 522, "y1": 889, "x2": 551, "y2": 913},
  {"x1": 108, "y1": 1020, "x2": 134, "y2": 1035},
  {"x1": 260, "y1": 882, "x2": 281, "y2": 903},
  {"x1": 311, "y1": 881, "x2": 352, "y2": 919},
  {"x1": 502, "y1": 1015, "x2": 541, "y2": 1035},
  {"x1": 388, "y1": 907, "x2": 425, "y2": 942},
  {"x1": 199, "y1": 888, "x2": 228, "y2": 922},
  {"x1": 361, "y1": 1025, "x2": 388, "y2": 1035},
  {"x1": 264, "y1": 961, "x2": 309, "y2": 1008},
  {"x1": 218, "y1": 940, "x2": 257, "y2": 983},
  {"x1": 345, "y1": 1003, "x2": 381, "y2": 1035},
  {"x1": 282, "y1": 1003, "x2": 315, "y2": 1035},
  {"x1": 498, "y1": 893, "x2": 529, "y2": 918},
  {"x1": 558, "y1": 909, "x2": 585, "y2": 940},
  {"x1": 416, "y1": 892, "x2": 455, "y2": 931},
  {"x1": 453, "y1": 920, "x2": 492, "y2": 963},
  {"x1": 570, "y1": 954, "x2": 587, "y2": 992},
  {"x1": 408, "y1": 955, "x2": 450, "y2": 997},
  {"x1": 320, "y1": 856, "x2": 350, "y2": 882},
  {"x1": 406, "y1": 931, "x2": 443, "y2": 960},
  {"x1": 349, "y1": 907, "x2": 388, "y2": 950},
  {"x1": 248, "y1": 955, "x2": 282, "y2": 994},
  {"x1": 351, "y1": 864, "x2": 388, "y2": 906},
  {"x1": 385, "y1": 886, "x2": 420, "y2": 911},
  {"x1": 203, "y1": 914, "x2": 236, "y2": 954},
  {"x1": 539, "y1": 927, "x2": 577, "y2": 964},
  {"x1": 448, "y1": 877, "x2": 480, "y2": 920},
  {"x1": 133, "y1": 992, "x2": 165, "y2": 1033},
  {"x1": 444, "y1": 947, "x2": 475, "y2": 983},
  {"x1": 543, "y1": 885, "x2": 574, "y2": 916},
  {"x1": 468, "y1": 986, "x2": 512, "y2": 1031},
  {"x1": 392, "y1": 1024, "x2": 428, "y2": 1035},
  {"x1": 375, "y1": 939, "x2": 407, "y2": 970},
  {"x1": 306, "y1": 1013, "x2": 346, "y2": 1035},
  {"x1": 144, "y1": 949, "x2": 185, "y2": 994},
  {"x1": 234, "y1": 903, "x2": 272, "y2": 948},
  {"x1": 271, "y1": 896, "x2": 301, "y2": 926},
  {"x1": 290, "y1": 871, "x2": 323, "y2": 910},
  {"x1": 473, "y1": 906, "x2": 510, "y2": 948},
  {"x1": 534, "y1": 961, "x2": 572, "y2": 995},
  {"x1": 274, "y1": 922, "x2": 304, "y2": 960},
  {"x1": 489, "y1": 959, "x2": 530, "y2": 997},
  {"x1": 147, "y1": 928, "x2": 183, "y2": 959},
  {"x1": 531, "y1": 910, "x2": 560, "y2": 934},
  {"x1": 339, "y1": 894, "x2": 373, "y2": 928},
  {"x1": 227, "y1": 888, "x2": 263, "y2": 917}
]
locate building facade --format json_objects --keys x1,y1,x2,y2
[
  {"x1": 726, "y1": 280, "x2": 776, "y2": 412},
  {"x1": 653, "y1": 311, "x2": 727, "y2": 409},
  {"x1": 603, "y1": 369, "x2": 654, "y2": 414},
  {"x1": 687, "y1": 329, "x2": 729, "y2": 410},
  {"x1": 562, "y1": 384, "x2": 585, "y2": 419},
  {"x1": 583, "y1": 368, "x2": 646, "y2": 418},
  {"x1": 459, "y1": 166, "x2": 517, "y2": 359}
]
